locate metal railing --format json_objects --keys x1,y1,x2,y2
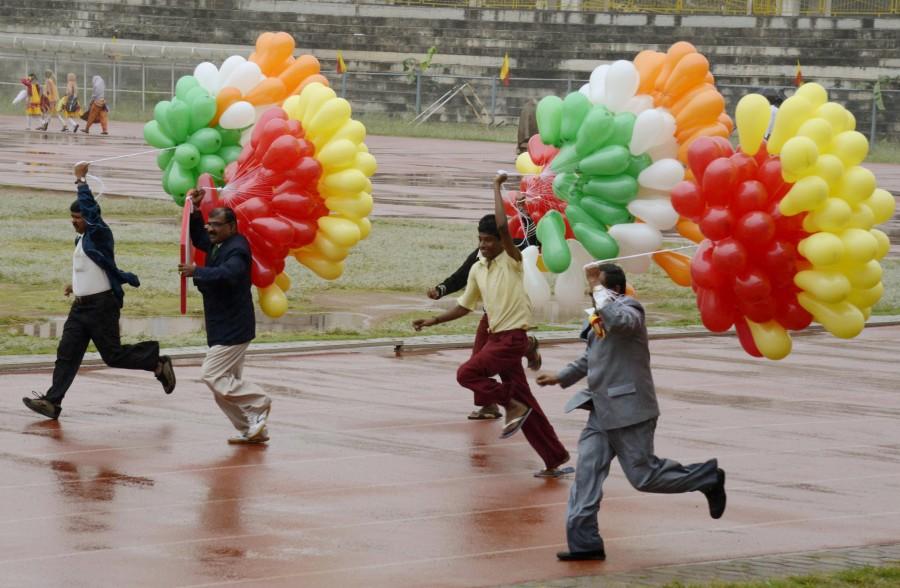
[{"x1": 389, "y1": 0, "x2": 899, "y2": 14}]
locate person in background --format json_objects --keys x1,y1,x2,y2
[
  {"x1": 517, "y1": 98, "x2": 539, "y2": 156},
  {"x1": 82, "y1": 75, "x2": 109, "y2": 135},
  {"x1": 764, "y1": 88, "x2": 786, "y2": 140},
  {"x1": 39, "y1": 70, "x2": 66, "y2": 132},
  {"x1": 61, "y1": 73, "x2": 81, "y2": 133},
  {"x1": 20, "y1": 73, "x2": 41, "y2": 130}
]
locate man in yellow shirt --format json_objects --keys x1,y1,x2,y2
[{"x1": 414, "y1": 173, "x2": 569, "y2": 475}]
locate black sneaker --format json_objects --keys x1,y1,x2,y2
[
  {"x1": 155, "y1": 355, "x2": 176, "y2": 394},
  {"x1": 557, "y1": 548, "x2": 606, "y2": 561},
  {"x1": 23, "y1": 393, "x2": 62, "y2": 419},
  {"x1": 703, "y1": 468, "x2": 727, "y2": 519}
]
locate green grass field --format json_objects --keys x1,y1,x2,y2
[{"x1": 663, "y1": 565, "x2": 900, "y2": 587}]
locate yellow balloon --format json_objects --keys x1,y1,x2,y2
[
  {"x1": 846, "y1": 282, "x2": 884, "y2": 309},
  {"x1": 802, "y1": 213, "x2": 819, "y2": 234},
  {"x1": 797, "y1": 292, "x2": 865, "y2": 339},
  {"x1": 321, "y1": 168, "x2": 368, "y2": 198},
  {"x1": 865, "y1": 188, "x2": 896, "y2": 225},
  {"x1": 515, "y1": 151, "x2": 542, "y2": 175},
  {"x1": 307, "y1": 98, "x2": 352, "y2": 146},
  {"x1": 811, "y1": 154, "x2": 845, "y2": 189},
  {"x1": 871, "y1": 228, "x2": 890, "y2": 259},
  {"x1": 794, "y1": 269, "x2": 851, "y2": 303},
  {"x1": 358, "y1": 142, "x2": 369, "y2": 153},
  {"x1": 780, "y1": 136, "x2": 819, "y2": 182},
  {"x1": 258, "y1": 284, "x2": 288, "y2": 318},
  {"x1": 795, "y1": 83, "x2": 828, "y2": 108},
  {"x1": 815, "y1": 102, "x2": 851, "y2": 135},
  {"x1": 845, "y1": 203, "x2": 875, "y2": 230},
  {"x1": 768, "y1": 95, "x2": 813, "y2": 154},
  {"x1": 296, "y1": 83, "x2": 336, "y2": 125},
  {"x1": 326, "y1": 192, "x2": 373, "y2": 219},
  {"x1": 780, "y1": 175, "x2": 829, "y2": 216},
  {"x1": 330, "y1": 119, "x2": 366, "y2": 145},
  {"x1": 536, "y1": 254, "x2": 549, "y2": 273},
  {"x1": 842, "y1": 258, "x2": 882, "y2": 290},
  {"x1": 798, "y1": 232, "x2": 844, "y2": 267},
  {"x1": 294, "y1": 252, "x2": 345, "y2": 280},
  {"x1": 354, "y1": 216, "x2": 372, "y2": 240},
  {"x1": 274, "y1": 272, "x2": 291, "y2": 292},
  {"x1": 840, "y1": 228, "x2": 878, "y2": 264},
  {"x1": 282, "y1": 95, "x2": 302, "y2": 120},
  {"x1": 830, "y1": 130, "x2": 868, "y2": 167},
  {"x1": 319, "y1": 215, "x2": 362, "y2": 248},
  {"x1": 355, "y1": 151, "x2": 378, "y2": 177},
  {"x1": 316, "y1": 139, "x2": 358, "y2": 172},
  {"x1": 838, "y1": 166, "x2": 876, "y2": 205},
  {"x1": 845, "y1": 110, "x2": 857, "y2": 132},
  {"x1": 860, "y1": 305, "x2": 871, "y2": 320},
  {"x1": 808, "y1": 197, "x2": 851, "y2": 232},
  {"x1": 747, "y1": 319, "x2": 792, "y2": 360},
  {"x1": 796, "y1": 118, "x2": 833, "y2": 150},
  {"x1": 735, "y1": 94, "x2": 771, "y2": 155},
  {"x1": 305, "y1": 232, "x2": 350, "y2": 262}
]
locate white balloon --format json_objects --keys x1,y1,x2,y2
[
  {"x1": 216, "y1": 55, "x2": 246, "y2": 89},
  {"x1": 522, "y1": 246, "x2": 552, "y2": 309},
  {"x1": 578, "y1": 83, "x2": 591, "y2": 98},
  {"x1": 638, "y1": 158, "x2": 684, "y2": 191},
  {"x1": 630, "y1": 109, "x2": 665, "y2": 155},
  {"x1": 622, "y1": 94, "x2": 654, "y2": 115},
  {"x1": 659, "y1": 109, "x2": 677, "y2": 136},
  {"x1": 604, "y1": 60, "x2": 640, "y2": 113},
  {"x1": 219, "y1": 101, "x2": 256, "y2": 129},
  {"x1": 588, "y1": 64, "x2": 609, "y2": 105},
  {"x1": 608, "y1": 223, "x2": 663, "y2": 274},
  {"x1": 223, "y1": 61, "x2": 263, "y2": 95},
  {"x1": 193, "y1": 62, "x2": 220, "y2": 95},
  {"x1": 239, "y1": 127, "x2": 254, "y2": 147},
  {"x1": 647, "y1": 138, "x2": 679, "y2": 162},
  {"x1": 554, "y1": 240, "x2": 593, "y2": 309},
  {"x1": 627, "y1": 198, "x2": 679, "y2": 231}
]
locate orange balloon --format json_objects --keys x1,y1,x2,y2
[
  {"x1": 676, "y1": 217, "x2": 705, "y2": 244},
  {"x1": 212, "y1": 86, "x2": 242, "y2": 127},
  {"x1": 676, "y1": 120, "x2": 730, "y2": 145},
  {"x1": 669, "y1": 83, "x2": 715, "y2": 116},
  {"x1": 718, "y1": 112, "x2": 734, "y2": 134},
  {"x1": 280, "y1": 55, "x2": 322, "y2": 94},
  {"x1": 675, "y1": 89, "x2": 725, "y2": 130},
  {"x1": 296, "y1": 73, "x2": 330, "y2": 93},
  {"x1": 250, "y1": 31, "x2": 296, "y2": 76},
  {"x1": 661, "y1": 53, "x2": 709, "y2": 106},
  {"x1": 704, "y1": 71, "x2": 715, "y2": 84},
  {"x1": 653, "y1": 251, "x2": 692, "y2": 287},
  {"x1": 625, "y1": 284, "x2": 637, "y2": 298},
  {"x1": 654, "y1": 41, "x2": 697, "y2": 93},
  {"x1": 634, "y1": 50, "x2": 666, "y2": 94},
  {"x1": 244, "y1": 77, "x2": 288, "y2": 106}
]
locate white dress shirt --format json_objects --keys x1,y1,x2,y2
[{"x1": 72, "y1": 237, "x2": 111, "y2": 296}]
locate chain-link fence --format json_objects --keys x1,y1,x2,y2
[{"x1": 2, "y1": 52, "x2": 897, "y2": 142}]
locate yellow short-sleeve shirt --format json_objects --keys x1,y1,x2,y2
[{"x1": 457, "y1": 251, "x2": 532, "y2": 333}]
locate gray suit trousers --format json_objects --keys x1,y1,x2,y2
[{"x1": 566, "y1": 411, "x2": 719, "y2": 552}]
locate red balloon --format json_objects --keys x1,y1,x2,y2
[
  {"x1": 758, "y1": 240, "x2": 797, "y2": 287},
  {"x1": 251, "y1": 108, "x2": 288, "y2": 147},
  {"x1": 527, "y1": 134, "x2": 560, "y2": 166},
  {"x1": 250, "y1": 217, "x2": 294, "y2": 249},
  {"x1": 284, "y1": 157, "x2": 322, "y2": 186},
  {"x1": 758, "y1": 158, "x2": 790, "y2": 202},
  {"x1": 272, "y1": 191, "x2": 319, "y2": 219},
  {"x1": 699, "y1": 207, "x2": 734, "y2": 241},
  {"x1": 697, "y1": 286, "x2": 735, "y2": 332},
  {"x1": 731, "y1": 180, "x2": 769, "y2": 216},
  {"x1": 701, "y1": 158, "x2": 738, "y2": 207},
  {"x1": 711, "y1": 136, "x2": 735, "y2": 156},
  {"x1": 731, "y1": 152, "x2": 759, "y2": 185},
  {"x1": 508, "y1": 213, "x2": 525, "y2": 240},
  {"x1": 283, "y1": 217, "x2": 317, "y2": 249},
  {"x1": 734, "y1": 317, "x2": 763, "y2": 357},
  {"x1": 687, "y1": 136, "x2": 728, "y2": 182},
  {"x1": 733, "y1": 266, "x2": 772, "y2": 303},
  {"x1": 670, "y1": 180, "x2": 706, "y2": 220},
  {"x1": 262, "y1": 135, "x2": 304, "y2": 172},
  {"x1": 751, "y1": 141, "x2": 770, "y2": 166},
  {"x1": 736, "y1": 295, "x2": 776, "y2": 324},
  {"x1": 711, "y1": 237, "x2": 748, "y2": 276},
  {"x1": 690, "y1": 240, "x2": 723, "y2": 290},
  {"x1": 235, "y1": 197, "x2": 271, "y2": 221},
  {"x1": 734, "y1": 211, "x2": 775, "y2": 248},
  {"x1": 775, "y1": 293, "x2": 814, "y2": 331},
  {"x1": 250, "y1": 256, "x2": 276, "y2": 288}
]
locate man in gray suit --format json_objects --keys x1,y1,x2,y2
[{"x1": 537, "y1": 263, "x2": 726, "y2": 562}]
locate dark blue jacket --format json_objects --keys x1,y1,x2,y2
[
  {"x1": 76, "y1": 183, "x2": 140, "y2": 307},
  {"x1": 189, "y1": 211, "x2": 256, "y2": 347}
]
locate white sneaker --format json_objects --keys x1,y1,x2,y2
[
  {"x1": 228, "y1": 427, "x2": 269, "y2": 445},
  {"x1": 246, "y1": 406, "x2": 270, "y2": 441}
]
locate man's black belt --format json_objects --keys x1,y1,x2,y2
[{"x1": 73, "y1": 290, "x2": 113, "y2": 304}]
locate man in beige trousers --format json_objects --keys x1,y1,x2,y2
[{"x1": 179, "y1": 189, "x2": 271, "y2": 444}]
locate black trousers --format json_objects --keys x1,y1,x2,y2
[{"x1": 45, "y1": 291, "x2": 160, "y2": 405}]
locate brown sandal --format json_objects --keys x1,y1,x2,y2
[{"x1": 526, "y1": 336, "x2": 542, "y2": 370}]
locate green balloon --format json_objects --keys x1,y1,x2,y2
[
  {"x1": 572, "y1": 223, "x2": 619, "y2": 260},
  {"x1": 153, "y1": 101, "x2": 175, "y2": 140},
  {"x1": 536, "y1": 95, "x2": 564, "y2": 147},
  {"x1": 186, "y1": 86, "x2": 207, "y2": 103},
  {"x1": 625, "y1": 153, "x2": 653, "y2": 178},
  {"x1": 175, "y1": 75, "x2": 200, "y2": 102},
  {"x1": 156, "y1": 148, "x2": 174, "y2": 171},
  {"x1": 218, "y1": 127, "x2": 243, "y2": 147},
  {"x1": 189, "y1": 95, "x2": 217, "y2": 133},
  {"x1": 166, "y1": 101, "x2": 191, "y2": 143},
  {"x1": 549, "y1": 144, "x2": 580, "y2": 174},
  {"x1": 198, "y1": 154, "x2": 226, "y2": 180},
  {"x1": 580, "y1": 196, "x2": 633, "y2": 227},
  {"x1": 188, "y1": 127, "x2": 223, "y2": 155},
  {"x1": 143, "y1": 120, "x2": 175, "y2": 149},
  {"x1": 578, "y1": 145, "x2": 631, "y2": 177},
  {"x1": 565, "y1": 202, "x2": 605, "y2": 232},
  {"x1": 552, "y1": 172, "x2": 580, "y2": 202},
  {"x1": 164, "y1": 161, "x2": 197, "y2": 204},
  {"x1": 219, "y1": 145, "x2": 243, "y2": 165},
  {"x1": 535, "y1": 211, "x2": 571, "y2": 273},
  {"x1": 560, "y1": 92, "x2": 591, "y2": 143},
  {"x1": 575, "y1": 106, "x2": 614, "y2": 156},
  {"x1": 582, "y1": 174, "x2": 639, "y2": 205},
  {"x1": 607, "y1": 112, "x2": 637, "y2": 147},
  {"x1": 174, "y1": 143, "x2": 200, "y2": 169}
]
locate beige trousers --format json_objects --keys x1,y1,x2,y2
[{"x1": 201, "y1": 343, "x2": 271, "y2": 433}]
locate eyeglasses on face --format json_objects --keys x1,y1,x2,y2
[{"x1": 205, "y1": 221, "x2": 230, "y2": 228}]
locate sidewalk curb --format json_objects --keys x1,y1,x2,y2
[{"x1": 2, "y1": 317, "x2": 898, "y2": 374}]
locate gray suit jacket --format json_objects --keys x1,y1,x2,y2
[{"x1": 556, "y1": 296, "x2": 660, "y2": 431}]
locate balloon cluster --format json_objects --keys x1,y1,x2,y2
[{"x1": 192, "y1": 82, "x2": 376, "y2": 318}]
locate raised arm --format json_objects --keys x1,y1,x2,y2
[
  {"x1": 187, "y1": 189, "x2": 212, "y2": 253},
  {"x1": 493, "y1": 173, "x2": 521, "y2": 262}
]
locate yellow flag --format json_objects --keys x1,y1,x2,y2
[
  {"x1": 499, "y1": 52, "x2": 510, "y2": 86},
  {"x1": 336, "y1": 51, "x2": 347, "y2": 74}
]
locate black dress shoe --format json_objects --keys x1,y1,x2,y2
[
  {"x1": 703, "y1": 468, "x2": 727, "y2": 519},
  {"x1": 557, "y1": 549, "x2": 606, "y2": 561}
]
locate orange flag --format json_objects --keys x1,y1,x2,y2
[
  {"x1": 794, "y1": 59, "x2": 803, "y2": 87},
  {"x1": 336, "y1": 51, "x2": 347, "y2": 75},
  {"x1": 499, "y1": 52, "x2": 510, "y2": 87}
]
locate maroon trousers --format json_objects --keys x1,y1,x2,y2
[{"x1": 458, "y1": 322, "x2": 568, "y2": 469}]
